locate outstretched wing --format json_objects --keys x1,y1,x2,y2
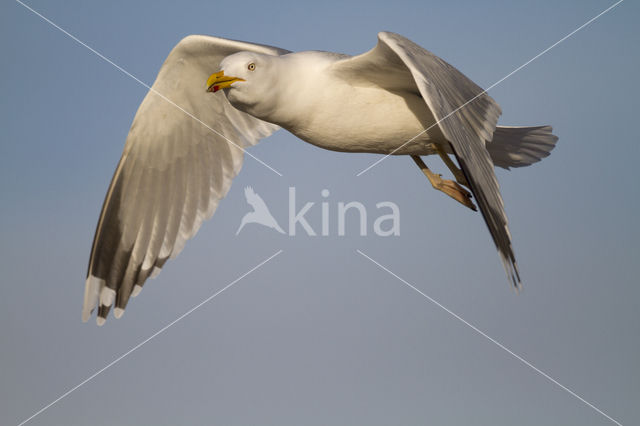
[
  {"x1": 84, "y1": 35, "x2": 290, "y2": 324},
  {"x1": 331, "y1": 32, "x2": 519, "y2": 288}
]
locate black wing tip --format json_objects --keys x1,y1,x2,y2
[
  {"x1": 93, "y1": 300, "x2": 128, "y2": 326},
  {"x1": 503, "y1": 256, "x2": 522, "y2": 292},
  {"x1": 84, "y1": 263, "x2": 165, "y2": 325}
]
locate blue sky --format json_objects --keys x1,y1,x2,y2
[{"x1": 1, "y1": 0, "x2": 638, "y2": 425}]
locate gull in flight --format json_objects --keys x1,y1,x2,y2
[
  {"x1": 236, "y1": 186, "x2": 285, "y2": 235},
  {"x1": 83, "y1": 32, "x2": 557, "y2": 324}
]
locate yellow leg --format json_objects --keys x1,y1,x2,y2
[
  {"x1": 435, "y1": 144, "x2": 469, "y2": 187},
  {"x1": 411, "y1": 155, "x2": 477, "y2": 211}
]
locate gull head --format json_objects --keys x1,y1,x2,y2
[{"x1": 207, "y1": 52, "x2": 281, "y2": 119}]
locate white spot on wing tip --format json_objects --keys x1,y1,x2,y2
[
  {"x1": 99, "y1": 287, "x2": 116, "y2": 307},
  {"x1": 82, "y1": 275, "x2": 104, "y2": 322},
  {"x1": 96, "y1": 317, "x2": 106, "y2": 326},
  {"x1": 114, "y1": 307, "x2": 124, "y2": 319},
  {"x1": 131, "y1": 285, "x2": 143, "y2": 298},
  {"x1": 150, "y1": 266, "x2": 162, "y2": 279}
]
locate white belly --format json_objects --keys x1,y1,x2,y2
[{"x1": 280, "y1": 83, "x2": 447, "y2": 155}]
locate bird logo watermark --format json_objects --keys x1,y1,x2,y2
[
  {"x1": 236, "y1": 186, "x2": 286, "y2": 235},
  {"x1": 236, "y1": 187, "x2": 400, "y2": 236}
]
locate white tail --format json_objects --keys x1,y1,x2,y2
[{"x1": 487, "y1": 125, "x2": 558, "y2": 169}]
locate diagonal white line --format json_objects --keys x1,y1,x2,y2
[
  {"x1": 15, "y1": 0, "x2": 283, "y2": 177},
  {"x1": 356, "y1": 249, "x2": 623, "y2": 426},
  {"x1": 356, "y1": 0, "x2": 624, "y2": 176},
  {"x1": 16, "y1": 250, "x2": 283, "y2": 426}
]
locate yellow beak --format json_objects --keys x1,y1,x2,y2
[{"x1": 206, "y1": 71, "x2": 244, "y2": 93}]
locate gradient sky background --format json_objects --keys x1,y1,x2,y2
[{"x1": 1, "y1": 0, "x2": 638, "y2": 425}]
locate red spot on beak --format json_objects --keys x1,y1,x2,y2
[{"x1": 213, "y1": 85, "x2": 220, "y2": 93}]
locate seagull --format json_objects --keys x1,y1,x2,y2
[
  {"x1": 83, "y1": 32, "x2": 557, "y2": 325},
  {"x1": 236, "y1": 186, "x2": 285, "y2": 235}
]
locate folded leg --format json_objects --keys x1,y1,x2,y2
[
  {"x1": 411, "y1": 155, "x2": 477, "y2": 211},
  {"x1": 435, "y1": 144, "x2": 469, "y2": 187}
]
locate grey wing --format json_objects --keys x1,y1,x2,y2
[
  {"x1": 331, "y1": 32, "x2": 519, "y2": 287},
  {"x1": 83, "y1": 35, "x2": 290, "y2": 325}
]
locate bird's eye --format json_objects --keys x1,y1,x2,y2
[{"x1": 248, "y1": 63, "x2": 256, "y2": 71}]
